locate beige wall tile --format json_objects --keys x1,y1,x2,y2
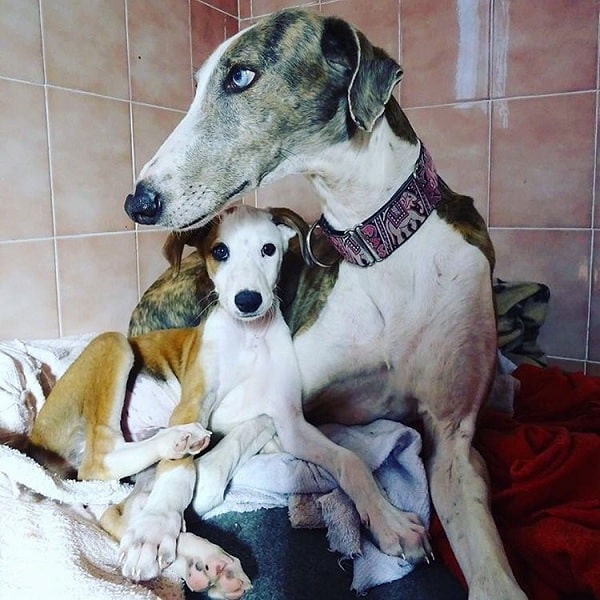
[
  {"x1": 191, "y1": 1, "x2": 239, "y2": 70},
  {"x1": 490, "y1": 93, "x2": 595, "y2": 228},
  {"x1": 400, "y1": 0, "x2": 490, "y2": 107},
  {"x1": 128, "y1": 0, "x2": 193, "y2": 110},
  {"x1": 0, "y1": 79, "x2": 53, "y2": 241},
  {"x1": 199, "y1": 0, "x2": 238, "y2": 16},
  {"x1": 56, "y1": 233, "x2": 138, "y2": 335},
  {"x1": 42, "y1": 0, "x2": 129, "y2": 99},
  {"x1": 0, "y1": 0, "x2": 44, "y2": 83},
  {"x1": 0, "y1": 240, "x2": 59, "y2": 340},
  {"x1": 137, "y1": 230, "x2": 172, "y2": 294},
  {"x1": 47, "y1": 88, "x2": 133, "y2": 236},
  {"x1": 589, "y1": 231, "x2": 600, "y2": 361},
  {"x1": 492, "y1": 0, "x2": 598, "y2": 98}
]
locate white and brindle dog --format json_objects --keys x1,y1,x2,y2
[{"x1": 123, "y1": 8, "x2": 526, "y2": 600}]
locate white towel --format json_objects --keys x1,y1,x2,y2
[{"x1": 0, "y1": 444, "x2": 183, "y2": 600}]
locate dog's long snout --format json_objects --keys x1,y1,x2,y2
[
  {"x1": 235, "y1": 290, "x2": 263, "y2": 315},
  {"x1": 124, "y1": 182, "x2": 162, "y2": 225}
]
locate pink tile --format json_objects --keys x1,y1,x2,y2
[
  {"x1": 47, "y1": 88, "x2": 133, "y2": 236},
  {"x1": 199, "y1": 0, "x2": 238, "y2": 16},
  {"x1": 321, "y1": 0, "x2": 399, "y2": 62},
  {"x1": 490, "y1": 93, "x2": 595, "y2": 228},
  {"x1": 132, "y1": 104, "x2": 185, "y2": 178},
  {"x1": 42, "y1": 0, "x2": 129, "y2": 99},
  {"x1": 57, "y1": 233, "x2": 138, "y2": 335},
  {"x1": 400, "y1": 0, "x2": 490, "y2": 107},
  {"x1": 253, "y1": 1, "x2": 318, "y2": 18},
  {"x1": 405, "y1": 102, "x2": 490, "y2": 219},
  {"x1": 256, "y1": 175, "x2": 322, "y2": 223},
  {"x1": 587, "y1": 362, "x2": 600, "y2": 377},
  {"x1": 0, "y1": 79, "x2": 53, "y2": 241},
  {"x1": 490, "y1": 228, "x2": 591, "y2": 360},
  {"x1": 546, "y1": 357, "x2": 585, "y2": 373},
  {"x1": 137, "y1": 230, "x2": 172, "y2": 294},
  {"x1": 0, "y1": 0, "x2": 43, "y2": 83},
  {"x1": 596, "y1": 93, "x2": 600, "y2": 229},
  {"x1": 492, "y1": 0, "x2": 598, "y2": 98},
  {"x1": 0, "y1": 240, "x2": 59, "y2": 340},
  {"x1": 191, "y1": 1, "x2": 239, "y2": 70},
  {"x1": 589, "y1": 231, "x2": 600, "y2": 361},
  {"x1": 128, "y1": 0, "x2": 193, "y2": 110},
  {"x1": 239, "y1": 0, "x2": 251, "y2": 19}
]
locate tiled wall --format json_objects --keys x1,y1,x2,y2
[{"x1": 1, "y1": 0, "x2": 599, "y2": 374}]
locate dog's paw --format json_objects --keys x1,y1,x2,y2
[
  {"x1": 157, "y1": 423, "x2": 212, "y2": 460},
  {"x1": 369, "y1": 504, "x2": 434, "y2": 565},
  {"x1": 119, "y1": 508, "x2": 182, "y2": 581},
  {"x1": 172, "y1": 532, "x2": 252, "y2": 599}
]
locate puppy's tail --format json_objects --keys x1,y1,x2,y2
[{"x1": 0, "y1": 428, "x2": 76, "y2": 479}]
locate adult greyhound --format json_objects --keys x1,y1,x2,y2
[{"x1": 124, "y1": 9, "x2": 526, "y2": 600}]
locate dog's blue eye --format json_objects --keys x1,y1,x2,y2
[
  {"x1": 226, "y1": 66, "x2": 256, "y2": 92},
  {"x1": 261, "y1": 243, "x2": 276, "y2": 257},
  {"x1": 211, "y1": 243, "x2": 229, "y2": 262}
]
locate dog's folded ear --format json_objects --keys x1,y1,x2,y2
[
  {"x1": 322, "y1": 17, "x2": 402, "y2": 132},
  {"x1": 162, "y1": 223, "x2": 213, "y2": 276}
]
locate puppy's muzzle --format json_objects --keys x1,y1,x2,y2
[
  {"x1": 125, "y1": 182, "x2": 162, "y2": 225},
  {"x1": 235, "y1": 290, "x2": 263, "y2": 315}
]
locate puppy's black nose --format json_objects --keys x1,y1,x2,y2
[
  {"x1": 235, "y1": 290, "x2": 263, "y2": 314},
  {"x1": 124, "y1": 182, "x2": 162, "y2": 225}
]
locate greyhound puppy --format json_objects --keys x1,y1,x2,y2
[{"x1": 124, "y1": 9, "x2": 526, "y2": 600}]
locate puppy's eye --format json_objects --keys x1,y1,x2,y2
[
  {"x1": 261, "y1": 243, "x2": 276, "y2": 257},
  {"x1": 211, "y1": 243, "x2": 229, "y2": 262},
  {"x1": 224, "y1": 66, "x2": 257, "y2": 93}
]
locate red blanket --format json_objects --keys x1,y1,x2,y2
[{"x1": 431, "y1": 365, "x2": 600, "y2": 600}]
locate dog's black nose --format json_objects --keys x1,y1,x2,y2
[
  {"x1": 235, "y1": 290, "x2": 263, "y2": 314},
  {"x1": 124, "y1": 182, "x2": 162, "y2": 225}
]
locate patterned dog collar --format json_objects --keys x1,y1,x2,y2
[{"x1": 313, "y1": 143, "x2": 441, "y2": 267}]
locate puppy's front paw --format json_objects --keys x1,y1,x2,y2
[
  {"x1": 119, "y1": 509, "x2": 182, "y2": 581},
  {"x1": 173, "y1": 532, "x2": 252, "y2": 599},
  {"x1": 157, "y1": 423, "x2": 212, "y2": 460}
]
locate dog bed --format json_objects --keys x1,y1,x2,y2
[{"x1": 0, "y1": 280, "x2": 598, "y2": 600}]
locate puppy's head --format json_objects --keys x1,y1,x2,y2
[{"x1": 201, "y1": 205, "x2": 297, "y2": 320}]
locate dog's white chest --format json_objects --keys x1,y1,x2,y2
[{"x1": 203, "y1": 309, "x2": 300, "y2": 434}]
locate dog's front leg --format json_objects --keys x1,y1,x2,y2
[
  {"x1": 276, "y1": 417, "x2": 432, "y2": 562},
  {"x1": 119, "y1": 456, "x2": 195, "y2": 581},
  {"x1": 191, "y1": 414, "x2": 277, "y2": 516}
]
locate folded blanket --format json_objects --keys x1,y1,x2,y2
[{"x1": 431, "y1": 365, "x2": 600, "y2": 600}]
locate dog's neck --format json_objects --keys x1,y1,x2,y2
[{"x1": 307, "y1": 115, "x2": 420, "y2": 233}]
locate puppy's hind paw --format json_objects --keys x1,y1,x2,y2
[
  {"x1": 158, "y1": 423, "x2": 212, "y2": 460},
  {"x1": 174, "y1": 532, "x2": 252, "y2": 600}
]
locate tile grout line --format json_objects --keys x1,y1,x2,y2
[
  {"x1": 38, "y1": 0, "x2": 63, "y2": 337},
  {"x1": 123, "y1": 0, "x2": 142, "y2": 301}
]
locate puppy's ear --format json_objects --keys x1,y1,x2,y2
[
  {"x1": 268, "y1": 207, "x2": 310, "y2": 264},
  {"x1": 322, "y1": 17, "x2": 402, "y2": 132},
  {"x1": 162, "y1": 223, "x2": 213, "y2": 276}
]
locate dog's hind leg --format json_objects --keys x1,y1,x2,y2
[{"x1": 30, "y1": 331, "x2": 136, "y2": 480}]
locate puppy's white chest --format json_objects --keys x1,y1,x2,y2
[{"x1": 203, "y1": 310, "x2": 297, "y2": 434}]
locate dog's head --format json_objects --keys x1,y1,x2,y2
[
  {"x1": 168, "y1": 205, "x2": 301, "y2": 321},
  {"x1": 124, "y1": 9, "x2": 402, "y2": 229}
]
